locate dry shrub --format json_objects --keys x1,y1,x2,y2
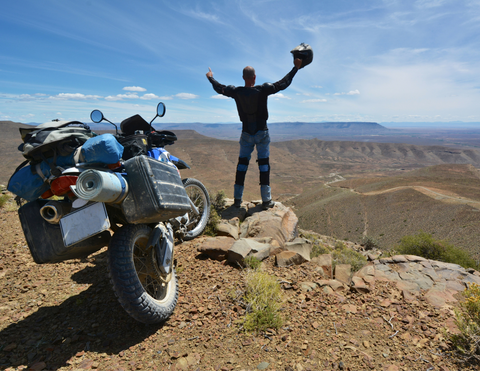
[
  {"x1": 332, "y1": 243, "x2": 367, "y2": 272},
  {"x1": 243, "y1": 271, "x2": 283, "y2": 332},
  {"x1": 450, "y1": 283, "x2": 480, "y2": 364}
]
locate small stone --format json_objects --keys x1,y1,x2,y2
[
  {"x1": 383, "y1": 365, "x2": 399, "y2": 371},
  {"x1": 257, "y1": 361, "x2": 269, "y2": 370},
  {"x1": 3, "y1": 343, "x2": 17, "y2": 352},
  {"x1": 78, "y1": 359, "x2": 94, "y2": 369},
  {"x1": 29, "y1": 362, "x2": 47, "y2": 371}
]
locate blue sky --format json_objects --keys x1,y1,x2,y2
[{"x1": 1, "y1": 0, "x2": 480, "y2": 127}]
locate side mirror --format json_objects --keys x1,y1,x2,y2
[
  {"x1": 90, "y1": 110, "x2": 104, "y2": 123},
  {"x1": 90, "y1": 109, "x2": 118, "y2": 134},
  {"x1": 157, "y1": 102, "x2": 166, "y2": 118}
]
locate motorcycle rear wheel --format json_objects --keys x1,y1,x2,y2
[
  {"x1": 107, "y1": 224, "x2": 178, "y2": 324},
  {"x1": 182, "y1": 178, "x2": 211, "y2": 240}
]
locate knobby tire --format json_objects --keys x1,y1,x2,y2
[{"x1": 107, "y1": 224, "x2": 178, "y2": 324}]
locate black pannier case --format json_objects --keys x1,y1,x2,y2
[
  {"x1": 19, "y1": 199, "x2": 111, "y2": 264},
  {"x1": 121, "y1": 155, "x2": 191, "y2": 224}
]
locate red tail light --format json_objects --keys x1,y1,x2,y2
[
  {"x1": 41, "y1": 189, "x2": 54, "y2": 199},
  {"x1": 51, "y1": 175, "x2": 78, "y2": 196}
]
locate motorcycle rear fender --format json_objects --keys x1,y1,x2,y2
[{"x1": 147, "y1": 223, "x2": 174, "y2": 277}]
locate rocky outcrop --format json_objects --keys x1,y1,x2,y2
[
  {"x1": 201, "y1": 201, "x2": 304, "y2": 266},
  {"x1": 197, "y1": 200, "x2": 480, "y2": 309}
]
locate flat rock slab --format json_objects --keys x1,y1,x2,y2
[{"x1": 370, "y1": 256, "x2": 480, "y2": 308}]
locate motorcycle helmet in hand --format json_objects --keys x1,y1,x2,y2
[{"x1": 291, "y1": 43, "x2": 313, "y2": 69}]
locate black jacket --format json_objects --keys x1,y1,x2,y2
[{"x1": 208, "y1": 67, "x2": 298, "y2": 135}]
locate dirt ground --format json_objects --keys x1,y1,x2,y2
[{"x1": 0, "y1": 203, "x2": 478, "y2": 371}]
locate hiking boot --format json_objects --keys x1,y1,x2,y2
[
  {"x1": 233, "y1": 199, "x2": 242, "y2": 208},
  {"x1": 262, "y1": 199, "x2": 275, "y2": 210}
]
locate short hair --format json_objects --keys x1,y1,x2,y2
[{"x1": 243, "y1": 66, "x2": 255, "y2": 79}]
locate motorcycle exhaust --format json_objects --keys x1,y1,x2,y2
[
  {"x1": 40, "y1": 201, "x2": 72, "y2": 224},
  {"x1": 71, "y1": 169, "x2": 128, "y2": 204}
]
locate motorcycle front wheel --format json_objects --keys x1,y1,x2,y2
[
  {"x1": 182, "y1": 178, "x2": 211, "y2": 240},
  {"x1": 107, "y1": 224, "x2": 178, "y2": 324}
]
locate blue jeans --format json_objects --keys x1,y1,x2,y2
[{"x1": 234, "y1": 130, "x2": 271, "y2": 202}]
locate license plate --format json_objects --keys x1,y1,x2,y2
[{"x1": 60, "y1": 202, "x2": 110, "y2": 247}]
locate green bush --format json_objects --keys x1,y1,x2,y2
[
  {"x1": 204, "y1": 208, "x2": 221, "y2": 237},
  {"x1": 311, "y1": 243, "x2": 331, "y2": 259},
  {"x1": 334, "y1": 241, "x2": 346, "y2": 250},
  {"x1": 210, "y1": 189, "x2": 227, "y2": 211},
  {"x1": 396, "y1": 231, "x2": 479, "y2": 270},
  {"x1": 332, "y1": 247, "x2": 367, "y2": 272},
  {"x1": 450, "y1": 283, "x2": 480, "y2": 363},
  {"x1": 362, "y1": 236, "x2": 379, "y2": 250},
  {"x1": 243, "y1": 271, "x2": 283, "y2": 332},
  {"x1": 244, "y1": 255, "x2": 261, "y2": 270}
]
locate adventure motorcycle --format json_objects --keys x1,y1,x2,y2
[{"x1": 12, "y1": 102, "x2": 210, "y2": 324}]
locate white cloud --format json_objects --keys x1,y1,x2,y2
[
  {"x1": 104, "y1": 93, "x2": 139, "y2": 101},
  {"x1": 273, "y1": 93, "x2": 290, "y2": 99},
  {"x1": 123, "y1": 86, "x2": 147, "y2": 92},
  {"x1": 301, "y1": 98, "x2": 327, "y2": 103},
  {"x1": 140, "y1": 93, "x2": 160, "y2": 100},
  {"x1": 211, "y1": 94, "x2": 230, "y2": 100},
  {"x1": 175, "y1": 93, "x2": 199, "y2": 100},
  {"x1": 105, "y1": 95, "x2": 122, "y2": 101},
  {"x1": 334, "y1": 90, "x2": 360, "y2": 96},
  {"x1": 119, "y1": 93, "x2": 140, "y2": 99},
  {"x1": 51, "y1": 93, "x2": 103, "y2": 100},
  {"x1": 187, "y1": 9, "x2": 224, "y2": 24}
]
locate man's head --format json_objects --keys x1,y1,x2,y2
[{"x1": 243, "y1": 66, "x2": 256, "y2": 86}]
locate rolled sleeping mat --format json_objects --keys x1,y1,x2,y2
[{"x1": 71, "y1": 169, "x2": 128, "y2": 203}]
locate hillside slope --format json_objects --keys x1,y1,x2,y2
[{"x1": 287, "y1": 164, "x2": 480, "y2": 260}]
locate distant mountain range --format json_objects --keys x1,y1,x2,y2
[
  {"x1": 123, "y1": 121, "x2": 394, "y2": 141},
  {"x1": 12, "y1": 119, "x2": 480, "y2": 148}
]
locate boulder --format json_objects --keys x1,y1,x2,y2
[
  {"x1": 275, "y1": 251, "x2": 307, "y2": 267},
  {"x1": 227, "y1": 238, "x2": 271, "y2": 266},
  {"x1": 197, "y1": 237, "x2": 236, "y2": 261},
  {"x1": 311, "y1": 254, "x2": 332, "y2": 279},
  {"x1": 317, "y1": 279, "x2": 348, "y2": 292},
  {"x1": 351, "y1": 276, "x2": 370, "y2": 293},
  {"x1": 335, "y1": 264, "x2": 351, "y2": 285},
  {"x1": 215, "y1": 219, "x2": 239, "y2": 239},
  {"x1": 239, "y1": 203, "x2": 298, "y2": 246},
  {"x1": 220, "y1": 205, "x2": 248, "y2": 223},
  {"x1": 283, "y1": 238, "x2": 311, "y2": 262}
]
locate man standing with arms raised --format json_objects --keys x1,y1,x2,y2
[{"x1": 206, "y1": 54, "x2": 307, "y2": 210}]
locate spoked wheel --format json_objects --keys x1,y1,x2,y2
[
  {"x1": 107, "y1": 224, "x2": 178, "y2": 324},
  {"x1": 181, "y1": 178, "x2": 211, "y2": 240}
]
